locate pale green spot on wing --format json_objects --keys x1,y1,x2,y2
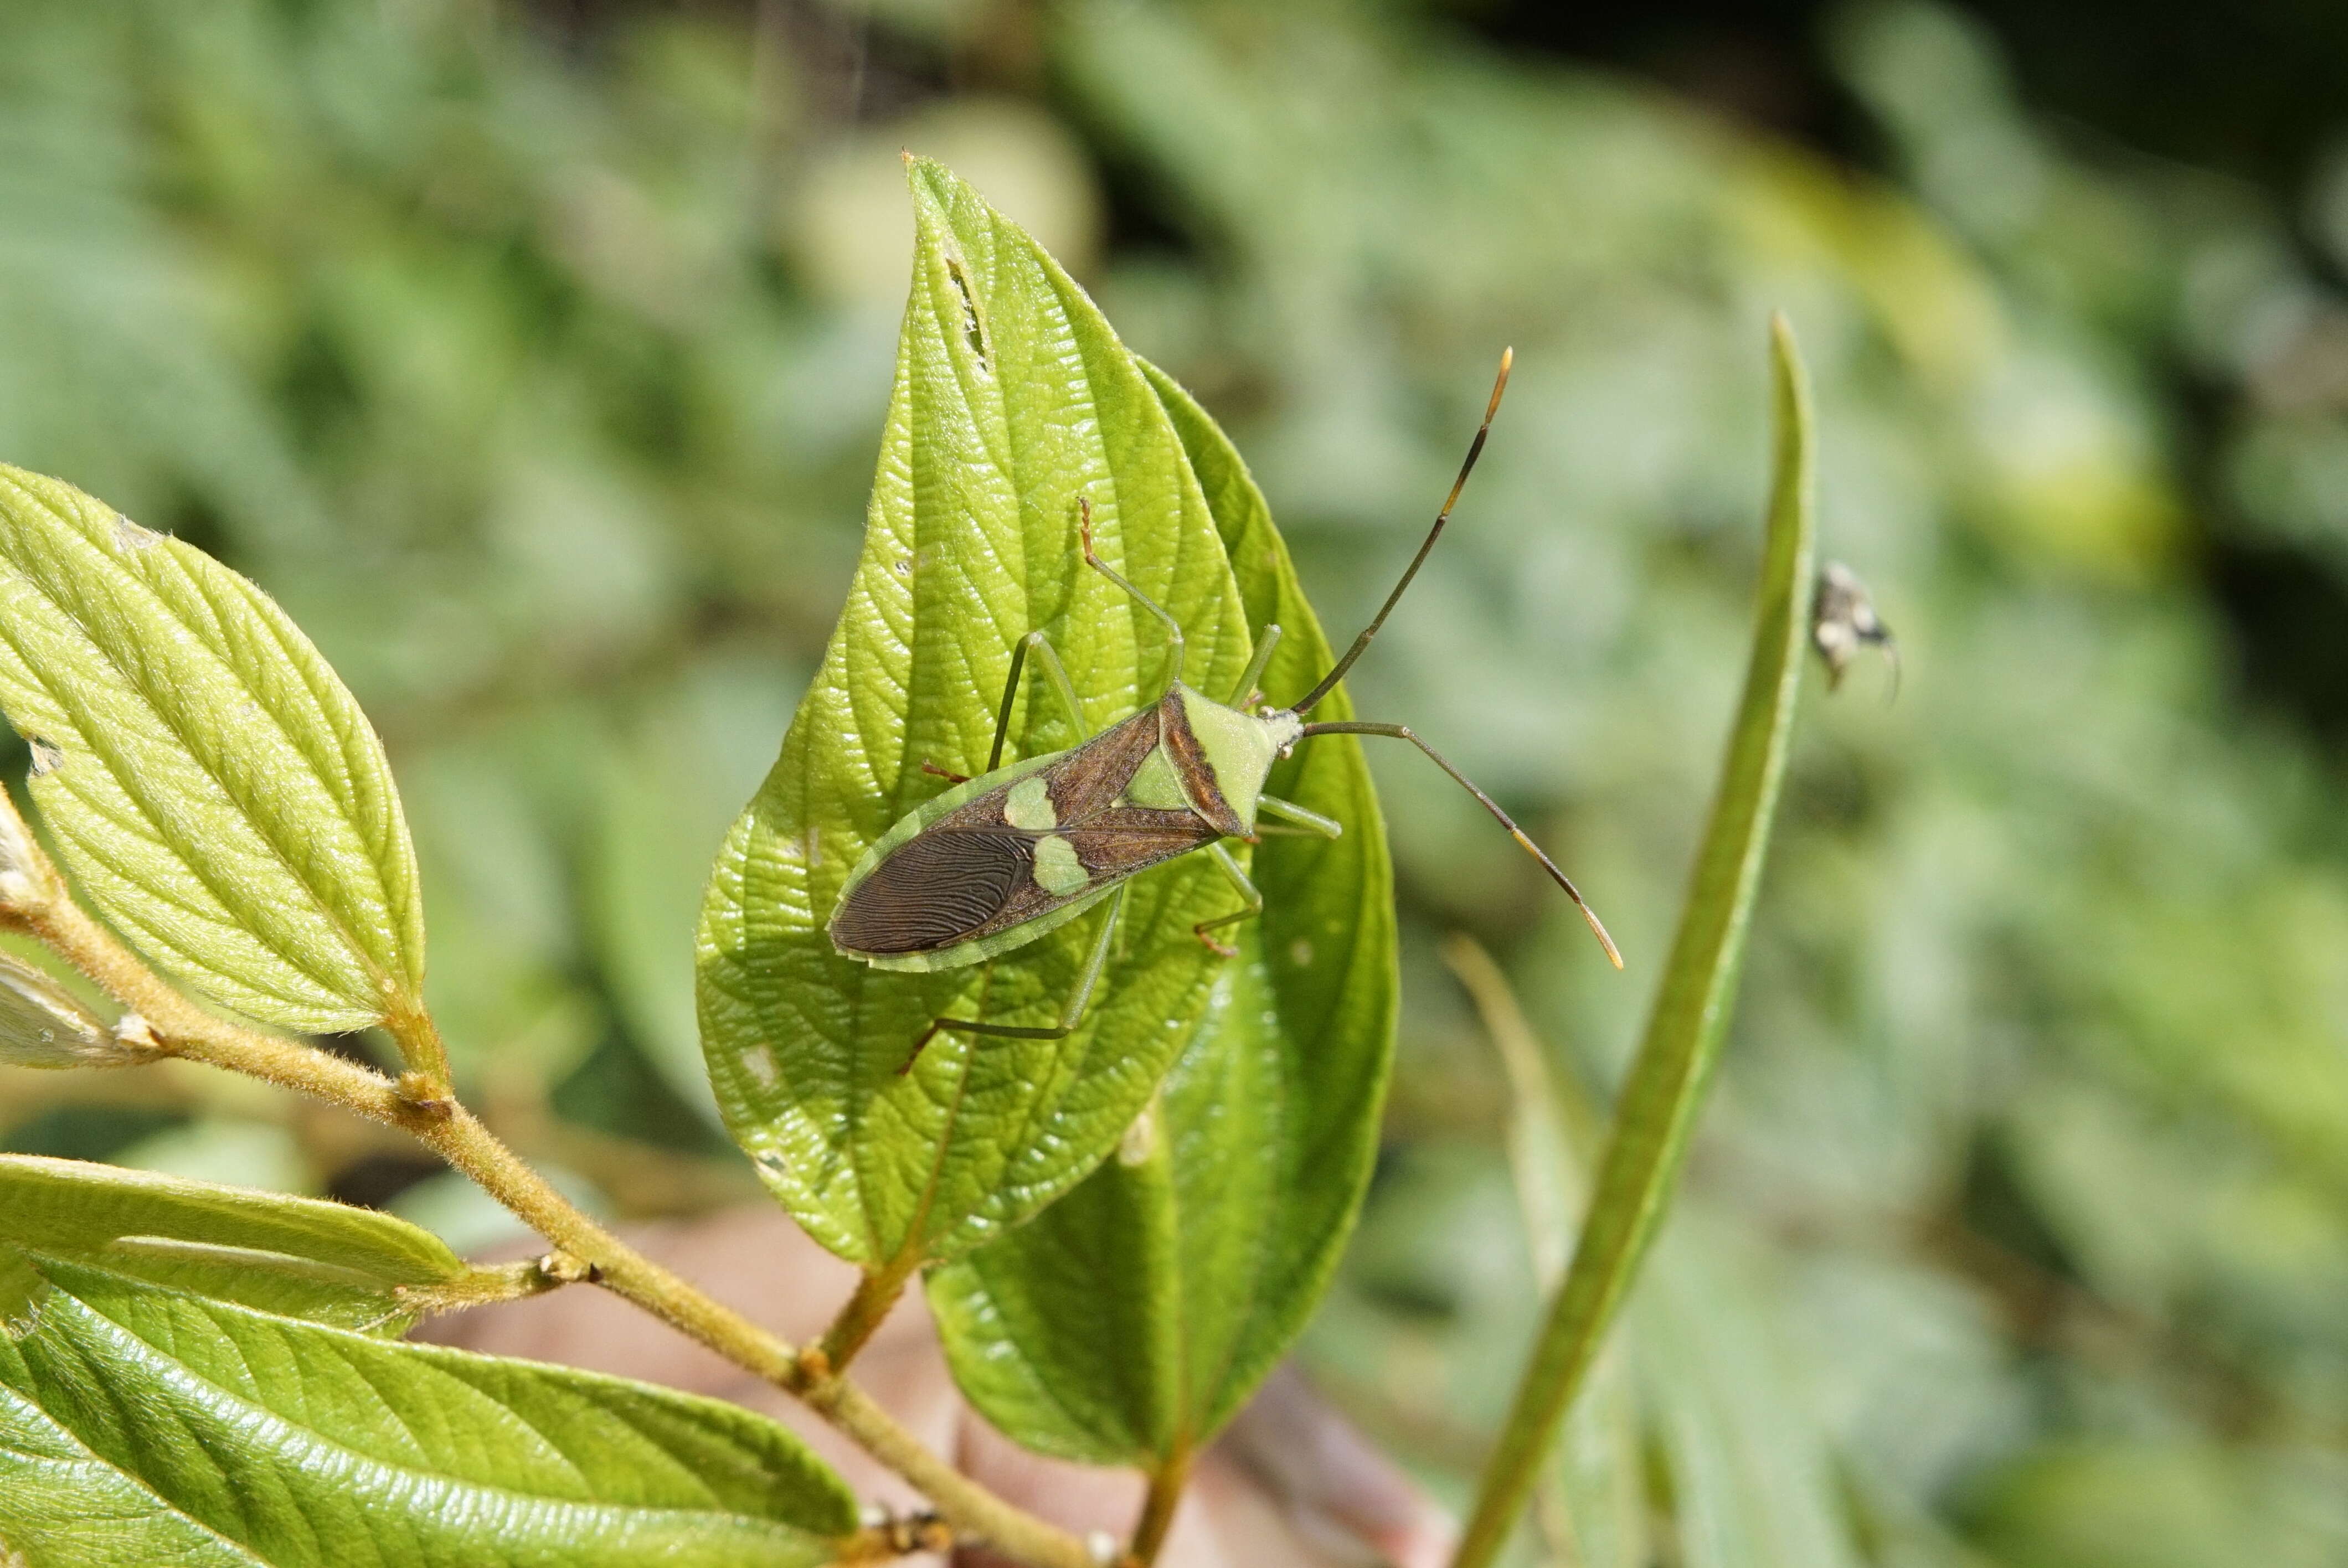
[
  {"x1": 1005, "y1": 775, "x2": 1057, "y2": 831},
  {"x1": 1033, "y1": 834, "x2": 1089, "y2": 895}
]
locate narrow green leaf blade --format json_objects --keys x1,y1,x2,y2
[
  {"x1": 0, "y1": 1251, "x2": 858, "y2": 1568},
  {"x1": 926, "y1": 361, "x2": 1398, "y2": 1464},
  {"x1": 1453, "y1": 316, "x2": 1820, "y2": 1567},
  {"x1": 696, "y1": 160, "x2": 1254, "y2": 1268},
  {"x1": 0, "y1": 467, "x2": 424, "y2": 1033},
  {"x1": 0, "y1": 1154, "x2": 468, "y2": 1333}
]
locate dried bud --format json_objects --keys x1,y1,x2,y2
[{"x1": 0, "y1": 956, "x2": 128, "y2": 1070}]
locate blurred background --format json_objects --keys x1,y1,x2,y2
[{"x1": 4, "y1": 0, "x2": 2347, "y2": 1562}]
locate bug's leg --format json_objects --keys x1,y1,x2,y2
[
  {"x1": 1226, "y1": 622, "x2": 1283, "y2": 708},
  {"x1": 1077, "y1": 497, "x2": 1186, "y2": 700},
  {"x1": 988, "y1": 630, "x2": 1091, "y2": 771},
  {"x1": 1192, "y1": 843, "x2": 1264, "y2": 958},
  {"x1": 920, "y1": 760, "x2": 970, "y2": 784},
  {"x1": 899, "y1": 889, "x2": 1127, "y2": 1074},
  {"x1": 1255, "y1": 793, "x2": 1343, "y2": 839}
]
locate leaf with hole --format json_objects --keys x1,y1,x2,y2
[
  {"x1": 0, "y1": 466, "x2": 424, "y2": 1035},
  {"x1": 922, "y1": 360, "x2": 1397, "y2": 1465},
  {"x1": 696, "y1": 159, "x2": 1254, "y2": 1270}
]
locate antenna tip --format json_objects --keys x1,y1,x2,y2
[{"x1": 1587, "y1": 907, "x2": 1625, "y2": 970}]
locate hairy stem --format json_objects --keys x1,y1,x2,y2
[
  {"x1": 0, "y1": 801, "x2": 1098, "y2": 1568},
  {"x1": 820, "y1": 1256, "x2": 918, "y2": 1373}
]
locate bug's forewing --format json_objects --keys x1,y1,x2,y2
[{"x1": 831, "y1": 703, "x2": 1223, "y2": 964}]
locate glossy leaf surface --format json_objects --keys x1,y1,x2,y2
[
  {"x1": 0, "y1": 466, "x2": 423, "y2": 1033},
  {"x1": 696, "y1": 161, "x2": 1253, "y2": 1267},
  {"x1": 925, "y1": 361, "x2": 1397, "y2": 1463},
  {"x1": 0, "y1": 1251, "x2": 857, "y2": 1567}
]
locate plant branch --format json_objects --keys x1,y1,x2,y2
[
  {"x1": 0, "y1": 795, "x2": 1100, "y2": 1568},
  {"x1": 819, "y1": 1255, "x2": 919, "y2": 1372},
  {"x1": 1130, "y1": 1445, "x2": 1193, "y2": 1565}
]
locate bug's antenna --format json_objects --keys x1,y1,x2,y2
[
  {"x1": 1298, "y1": 718, "x2": 1623, "y2": 969},
  {"x1": 1290, "y1": 348, "x2": 1512, "y2": 716}
]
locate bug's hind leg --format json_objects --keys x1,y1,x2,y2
[
  {"x1": 988, "y1": 630, "x2": 1090, "y2": 772},
  {"x1": 899, "y1": 889, "x2": 1127, "y2": 1074},
  {"x1": 1192, "y1": 844, "x2": 1264, "y2": 960}
]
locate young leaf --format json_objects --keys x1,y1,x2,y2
[
  {"x1": 0, "y1": 1251, "x2": 859, "y2": 1567},
  {"x1": 0, "y1": 466, "x2": 424, "y2": 1035},
  {"x1": 925, "y1": 361, "x2": 1398, "y2": 1464},
  {"x1": 1453, "y1": 316, "x2": 1820, "y2": 1567},
  {"x1": 0, "y1": 1154, "x2": 471, "y2": 1333},
  {"x1": 696, "y1": 161, "x2": 1254, "y2": 1268}
]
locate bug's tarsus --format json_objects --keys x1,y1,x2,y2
[
  {"x1": 1299, "y1": 719, "x2": 1623, "y2": 969},
  {"x1": 1291, "y1": 348, "x2": 1513, "y2": 716},
  {"x1": 1193, "y1": 843, "x2": 1263, "y2": 957},
  {"x1": 1078, "y1": 497, "x2": 1186, "y2": 700}
]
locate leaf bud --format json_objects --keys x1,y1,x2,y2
[{"x1": 0, "y1": 957, "x2": 134, "y2": 1070}]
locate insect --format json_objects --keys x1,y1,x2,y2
[{"x1": 829, "y1": 350, "x2": 1621, "y2": 1067}]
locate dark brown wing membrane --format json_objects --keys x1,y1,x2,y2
[{"x1": 830, "y1": 830, "x2": 1035, "y2": 955}]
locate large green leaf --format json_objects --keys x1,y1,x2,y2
[
  {"x1": 1454, "y1": 317, "x2": 1820, "y2": 1567},
  {"x1": 923, "y1": 361, "x2": 1396, "y2": 1465},
  {"x1": 696, "y1": 159, "x2": 1254, "y2": 1269},
  {"x1": 0, "y1": 1154, "x2": 470, "y2": 1334},
  {"x1": 0, "y1": 466, "x2": 424, "y2": 1035},
  {"x1": 0, "y1": 1251, "x2": 858, "y2": 1568}
]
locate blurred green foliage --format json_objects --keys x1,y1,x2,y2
[{"x1": 2, "y1": 0, "x2": 2345, "y2": 1563}]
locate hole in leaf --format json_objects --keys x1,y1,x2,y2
[{"x1": 944, "y1": 255, "x2": 988, "y2": 369}]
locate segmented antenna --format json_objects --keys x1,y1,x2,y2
[{"x1": 1290, "y1": 348, "x2": 1512, "y2": 716}]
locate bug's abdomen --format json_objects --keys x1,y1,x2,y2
[{"x1": 830, "y1": 829, "x2": 1034, "y2": 956}]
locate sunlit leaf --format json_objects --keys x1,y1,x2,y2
[
  {"x1": 696, "y1": 159, "x2": 1252, "y2": 1268},
  {"x1": 925, "y1": 360, "x2": 1396, "y2": 1462},
  {"x1": 0, "y1": 466, "x2": 424, "y2": 1034},
  {"x1": 0, "y1": 1251, "x2": 858, "y2": 1567}
]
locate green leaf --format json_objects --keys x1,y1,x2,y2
[
  {"x1": 0, "y1": 466, "x2": 424, "y2": 1034},
  {"x1": 696, "y1": 160, "x2": 1255, "y2": 1268},
  {"x1": 1453, "y1": 316, "x2": 1820, "y2": 1567},
  {"x1": 924, "y1": 361, "x2": 1397, "y2": 1464},
  {"x1": 0, "y1": 1154, "x2": 470, "y2": 1333},
  {"x1": 0, "y1": 1251, "x2": 858, "y2": 1567}
]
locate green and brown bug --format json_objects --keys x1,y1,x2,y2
[{"x1": 828, "y1": 350, "x2": 1621, "y2": 1066}]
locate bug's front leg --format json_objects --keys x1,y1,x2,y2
[
  {"x1": 1193, "y1": 843, "x2": 1264, "y2": 959},
  {"x1": 899, "y1": 888, "x2": 1127, "y2": 1074}
]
